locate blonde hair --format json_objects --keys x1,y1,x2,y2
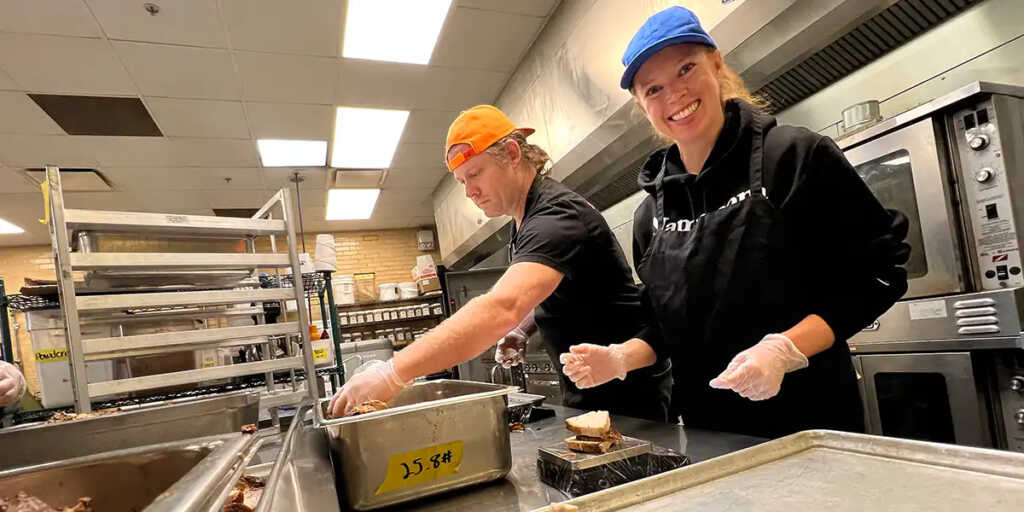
[{"x1": 484, "y1": 131, "x2": 552, "y2": 176}]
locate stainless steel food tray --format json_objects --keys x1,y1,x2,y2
[
  {"x1": 0, "y1": 432, "x2": 261, "y2": 512},
  {"x1": 533, "y1": 430, "x2": 1024, "y2": 511},
  {"x1": 315, "y1": 379, "x2": 516, "y2": 510},
  {"x1": 0, "y1": 392, "x2": 259, "y2": 471}
]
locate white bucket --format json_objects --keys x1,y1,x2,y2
[
  {"x1": 334, "y1": 274, "x2": 355, "y2": 305},
  {"x1": 398, "y1": 282, "x2": 418, "y2": 299},
  {"x1": 379, "y1": 283, "x2": 399, "y2": 301}
]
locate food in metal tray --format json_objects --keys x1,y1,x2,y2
[
  {"x1": 564, "y1": 411, "x2": 622, "y2": 454},
  {"x1": 0, "y1": 492, "x2": 92, "y2": 512},
  {"x1": 222, "y1": 475, "x2": 266, "y2": 512},
  {"x1": 44, "y1": 408, "x2": 120, "y2": 424},
  {"x1": 351, "y1": 399, "x2": 389, "y2": 416}
]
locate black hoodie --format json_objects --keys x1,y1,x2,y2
[{"x1": 633, "y1": 100, "x2": 910, "y2": 359}]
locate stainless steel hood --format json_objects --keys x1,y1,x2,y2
[{"x1": 433, "y1": 0, "x2": 980, "y2": 269}]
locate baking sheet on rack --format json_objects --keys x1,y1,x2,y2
[{"x1": 533, "y1": 430, "x2": 1024, "y2": 512}]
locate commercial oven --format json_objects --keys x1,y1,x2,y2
[
  {"x1": 849, "y1": 288, "x2": 1024, "y2": 453},
  {"x1": 840, "y1": 81, "x2": 1024, "y2": 299},
  {"x1": 842, "y1": 82, "x2": 1024, "y2": 453}
]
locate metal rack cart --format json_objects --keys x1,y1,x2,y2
[{"x1": 43, "y1": 166, "x2": 318, "y2": 413}]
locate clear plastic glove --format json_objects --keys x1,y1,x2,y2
[
  {"x1": 709, "y1": 333, "x2": 809, "y2": 401},
  {"x1": 328, "y1": 359, "x2": 409, "y2": 418},
  {"x1": 558, "y1": 343, "x2": 628, "y2": 389},
  {"x1": 495, "y1": 328, "x2": 529, "y2": 369},
  {"x1": 0, "y1": 361, "x2": 26, "y2": 408}
]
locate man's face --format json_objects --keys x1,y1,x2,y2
[{"x1": 448, "y1": 144, "x2": 519, "y2": 218}]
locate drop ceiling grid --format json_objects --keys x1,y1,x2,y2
[{"x1": 0, "y1": 0, "x2": 561, "y2": 246}]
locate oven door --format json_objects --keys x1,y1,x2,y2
[
  {"x1": 843, "y1": 117, "x2": 967, "y2": 298},
  {"x1": 855, "y1": 352, "x2": 991, "y2": 448}
]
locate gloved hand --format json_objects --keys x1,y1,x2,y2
[
  {"x1": 709, "y1": 333, "x2": 809, "y2": 401},
  {"x1": 495, "y1": 328, "x2": 529, "y2": 369},
  {"x1": 0, "y1": 361, "x2": 26, "y2": 408},
  {"x1": 558, "y1": 343, "x2": 628, "y2": 389},
  {"x1": 328, "y1": 359, "x2": 409, "y2": 418}
]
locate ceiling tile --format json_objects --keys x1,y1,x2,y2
[
  {"x1": 145, "y1": 98, "x2": 249, "y2": 138},
  {"x1": 245, "y1": 102, "x2": 332, "y2": 140},
  {"x1": 313, "y1": 217, "x2": 410, "y2": 232},
  {"x1": 86, "y1": 0, "x2": 227, "y2": 48},
  {"x1": 456, "y1": 0, "x2": 558, "y2": 17},
  {"x1": 0, "y1": 0, "x2": 102, "y2": 37},
  {"x1": 390, "y1": 143, "x2": 443, "y2": 169},
  {"x1": 220, "y1": 0, "x2": 341, "y2": 57},
  {"x1": 113, "y1": 41, "x2": 242, "y2": 99},
  {"x1": 336, "y1": 60, "x2": 507, "y2": 110},
  {"x1": 262, "y1": 167, "x2": 330, "y2": 192},
  {"x1": 0, "y1": 92, "x2": 64, "y2": 135},
  {"x1": 0, "y1": 135, "x2": 100, "y2": 167},
  {"x1": 0, "y1": 69, "x2": 18, "y2": 90},
  {"x1": 403, "y1": 110, "x2": 458, "y2": 147},
  {"x1": 334, "y1": 169, "x2": 383, "y2": 188},
  {"x1": 431, "y1": 7, "x2": 546, "y2": 72},
  {"x1": 91, "y1": 137, "x2": 258, "y2": 167},
  {"x1": 0, "y1": 194, "x2": 48, "y2": 246},
  {"x1": 0, "y1": 168, "x2": 37, "y2": 193},
  {"x1": 0, "y1": 34, "x2": 136, "y2": 95},
  {"x1": 235, "y1": 52, "x2": 336, "y2": 104},
  {"x1": 384, "y1": 167, "x2": 447, "y2": 190},
  {"x1": 201, "y1": 189, "x2": 281, "y2": 209},
  {"x1": 376, "y1": 188, "x2": 435, "y2": 218},
  {"x1": 406, "y1": 216, "x2": 437, "y2": 228},
  {"x1": 100, "y1": 167, "x2": 265, "y2": 191}
]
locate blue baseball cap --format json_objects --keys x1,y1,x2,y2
[{"x1": 620, "y1": 6, "x2": 717, "y2": 90}]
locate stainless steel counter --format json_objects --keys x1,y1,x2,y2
[{"x1": 374, "y1": 405, "x2": 766, "y2": 511}]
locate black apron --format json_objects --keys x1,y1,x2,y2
[{"x1": 635, "y1": 116, "x2": 863, "y2": 438}]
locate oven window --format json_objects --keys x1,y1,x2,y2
[
  {"x1": 854, "y1": 149, "x2": 928, "y2": 279},
  {"x1": 875, "y1": 372, "x2": 955, "y2": 443}
]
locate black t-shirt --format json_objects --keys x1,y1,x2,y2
[{"x1": 510, "y1": 177, "x2": 672, "y2": 420}]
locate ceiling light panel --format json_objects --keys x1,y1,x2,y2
[
  {"x1": 326, "y1": 188, "x2": 380, "y2": 220},
  {"x1": 257, "y1": 139, "x2": 327, "y2": 167},
  {"x1": 331, "y1": 107, "x2": 409, "y2": 169},
  {"x1": 0, "y1": 218, "x2": 24, "y2": 234},
  {"x1": 342, "y1": 0, "x2": 453, "y2": 65}
]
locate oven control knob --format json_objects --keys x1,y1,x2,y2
[
  {"x1": 1016, "y1": 409, "x2": 1024, "y2": 426},
  {"x1": 975, "y1": 168, "x2": 994, "y2": 183},
  {"x1": 969, "y1": 135, "x2": 990, "y2": 151},
  {"x1": 1011, "y1": 376, "x2": 1024, "y2": 392}
]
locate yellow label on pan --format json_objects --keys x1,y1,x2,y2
[
  {"x1": 375, "y1": 440, "x2": 464, "y2": 495},
  {"x1": 313, "y1": 348, "x2": 328, "y2": 361},
  {"x1": 35, "y1": 348, "x2": 68, "y2": 362}
]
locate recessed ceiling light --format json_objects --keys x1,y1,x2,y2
[
  {"x1": 257, "y1": 139, "x2": 328, "y2": 167},
  {"x1": 326, "y1": 189, "x2": 380, "y2": 220},
  {"x1": 331, "y1": 107, "x2": 409, "y2": 169},
  {"x1": 342, "y1": 0, "x2": 453, "y2": 65},
  {"x1": 0, "y1": 218, "x2": 24, "y2": 234}
]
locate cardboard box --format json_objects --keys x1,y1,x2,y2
[{"x1": 417, "y1": 276, "x2": 441, "y2": 295}]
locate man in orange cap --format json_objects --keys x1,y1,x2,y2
[{"x1": 329, "y1": 106, "x2": 671, "y2": 421}]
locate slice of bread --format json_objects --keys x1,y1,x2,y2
[
  {"x1": 565, "y1": 410, "x2": 611, "y2": 437},
  {"x1": 565, "y1": 436, "x2": 617, "y2": 454}
]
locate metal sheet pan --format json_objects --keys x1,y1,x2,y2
[
  {"x1": 0, "y1": 392, "x2": 259, "y2": 471},
  {"x1": 532, "y1": 430, "x2": 1024, "y2": 511}
]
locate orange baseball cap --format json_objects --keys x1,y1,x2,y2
[{"x1": 444, "y1": 105, "x2": 535, "y2": 171}]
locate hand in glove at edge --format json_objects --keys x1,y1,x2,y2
[
  {"x1": 0, "y1": 361, "x2": 26, "y2": 408},
  {"x1": 709, "y1": 333, "x2": 809, "y2": 401},
  {"x1": 328, "y1": 359, "x2": 409, "y2": 418},
  {"x1": 495, "y1": 328, "x2": 530, "y2": 369},
  {"x1": 558, "y1": 343, "x2": 628, "y2": 389}
]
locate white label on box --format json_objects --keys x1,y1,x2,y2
[{"x1": 909, "y1": 300, "x2": 948, "y2": 320}]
